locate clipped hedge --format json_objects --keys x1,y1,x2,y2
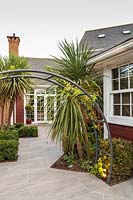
[
  {"x1": 100, "y1": 138, "x2": 133, "y2": 183},
  {"x1": 0, "y1": 139, "x2": 19, "y2": 161},
  {"x1": 18, "y1": 125, "x2": 38, "y2": 138},
  {"x1": 3, "y1": 123, "x2": 24, "y2": 131},
  {"x1": 112, "y1": 138, "x2": 133, "y2": 182},
  {"x1": 0, "y1": 129, "x2": 19, "y2": 162},
  {"x1": 0, "y1": 130, "x2": 19, "y2": 141},
  {"x1": 14, "y1": 123, "x2": 24, "y2": 129}
]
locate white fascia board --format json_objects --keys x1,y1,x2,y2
[{"x1": 88, "y1": 39, "x2": 133, "y2": 65}]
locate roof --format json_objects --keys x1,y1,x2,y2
[
  {"x1": 80, "y1": 23, "x2": 133, "y2": 56},
  {"x1": 26, "y1": 57, "x2": 57, "y2": 71},
  {"x1": 87, "y1": 37, "x2": 133, "y2": 65},
  {"x1": 25, "y1": 57, "x2": 57, "y2": 86}
]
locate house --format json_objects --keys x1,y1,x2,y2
[
  {"x1": 81, "y1": 23, "x2": 133, "y2": 141},
  {"x1": 1, "y1": 23, "x2": 133, "y2": 141}
]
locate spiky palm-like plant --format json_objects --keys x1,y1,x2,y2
[
  {"x1": 47, "y1": 39, "x2": 97, "y2": 85},
  {"x1": 47, "y1": 40, "x2": 101, "y2": 160},
  {"x1": 0, "y1": 55, "x2": 33, "y2": 126}
]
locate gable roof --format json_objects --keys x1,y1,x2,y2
[
  {"x1": 25, "y1": 57, "x2": 57, "y2": 86},
  {"x1": 80, "y1": 23, "x2": 133, "y2": 56}
]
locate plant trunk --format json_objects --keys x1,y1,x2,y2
[
  {"x1": 8, "y1": 98, "x2": 15, "y2": 125},
  {"x1": 1, "y1": 101, "x2": 5, "y2": 130},
  {"x1": 76, "y1": 137, "x2": 83, "y2": 160},
  {"x1": 84, "y1": 131, "x2": 91, "y2": 159}
]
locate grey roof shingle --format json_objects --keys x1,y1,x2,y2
[
  {"x1": 26, "y1": 57, "x2": 57, "y2": 71},
  {"x1": 80, "y1": 23, "x2": 133, "y2": 56},
  {"x1": 25, "y1": 57, "x2": 57, "y2": 85}
]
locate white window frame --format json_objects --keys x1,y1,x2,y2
[
  {"x1": 104, "y1": 63, "x2": 133, "y2": 128},
  {"x1": 24, "y1": 85, "x2": 56, "y2": 124}
]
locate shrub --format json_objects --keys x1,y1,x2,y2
[
  {"x1": 0, "y1": 130, "x2": 19, "y2": 141},
  {"x1": 14, "y1": 123, "x2": 24, "y2": 129},
  {"x1": 0, "y1": 139, "x2": 19, "y2": 161},
  {"x1": 3, "y1": 124, "x2": 16, "y2": 130},
  {"x1": 92, "y1": 138, "x2": 133, "y2": 183},
  {"x1": 18, "y1": 125, "x2": 38, "y2": 138},
  {"x1": 111, "y1": 138, "x2": 133, "y2": 182}
]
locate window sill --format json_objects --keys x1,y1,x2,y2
[{"x1": 108, "y1": 116, "x2": 133, "y2": 127}]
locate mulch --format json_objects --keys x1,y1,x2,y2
[
  {"x1": 51, "y1": 155, "x2": 133, "y2": 186},
  {"x1": 51, "y1": 155, "x2": 87, "y2": 173}
]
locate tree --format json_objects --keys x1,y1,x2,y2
[
  {"x1": 0, "y1": 55, "x2": 33, "y2": 126},
  {"x1": 47, "y1": 40, "x2": 101, "y2": 160}
]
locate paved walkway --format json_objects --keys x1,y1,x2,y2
[{"x1": 0, "y1": 125, "x2": 132, "y2": 200}]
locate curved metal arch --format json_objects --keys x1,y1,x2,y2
[{"x1": 0, "y1": 69, "x2": 113, "y2": 184}]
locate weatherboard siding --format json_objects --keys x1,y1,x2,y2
[{"x1": 109, "y1": 123, "x2": 133, "y2": 141}]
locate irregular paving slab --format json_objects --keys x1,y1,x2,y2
[{"x1": 0, "y1": 125, "x2": 132, "y2": 200}]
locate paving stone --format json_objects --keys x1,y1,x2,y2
[{"x1": 0, "y1": 124, "x2": 132, "y2": 200}]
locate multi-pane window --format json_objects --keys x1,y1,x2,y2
[
  {"x1": 112, "y1": 63, "x2": 133, "y2": 90},
  {"x1": 113, "y1": 92, "x2": 133, "y2": 117},
  {"x1": 25, "y1": 88, "x2": 56, "y2": 123},
  {"x1": 112, "y1": 63, "x2": 133, "y2": 117}
]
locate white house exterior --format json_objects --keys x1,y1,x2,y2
[{"x1": 81, "y1": 24, "x2": 133, "y2": 140}]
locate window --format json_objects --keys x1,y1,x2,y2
[
  {"x1": 112, "y1": 64, "x2": 133, "y2": 91},
  {"x1": 25, "y1": 87, "x2": 56, "y2": 123},
  {"x1": 25, "y1": 95, "x2": 34, "y2": 121},
  {"x1": 112, "y1": 63, "x2": 133, "y2": 117}
]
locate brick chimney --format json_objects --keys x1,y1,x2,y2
[{"x1": 7, "y1": 33, "x2": 20, "y2": 56}]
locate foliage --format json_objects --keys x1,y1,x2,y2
[
  {"x1": 91, "y1": 138, "x2": 133, "y2": 183},
  {"x1": 2, "y1": 124, "x2": 17, "y2": 131},
  {"x1": 63, "y1": 152, "x2": 75, "y2": 165},
  {"x1": 47, "y1": 39, "x2": 96, "y2": 84},
  {"x1": 25, "y1": 104, "x2": 34, "y2": 119},
  {"x1": 0, "y1": 54, "x2": 33, "y2": 126},
  {"x1": 0, "y1": 128, "x2": 19, "y2": 162},
  {"x1": 14, "y1": 123, "x2": 24, "y2": 129},
  {"x1": 25, "y1": 104, "x2": 34, "y2": 113},
  {"x1": 90, "y1": 156, "x2": 110, "y2": 179},
  {"x1": 0, "y1": 130, "x2": 19, "y2": 141},
  {"x1": 0, "y1": 139, "x2": 19, "y2": 161},
  {"x1": 2, "y1": 123, "x2": 24, "y2": 131},
  {"x1": 80, "y1": 159, "x2": 93, "y2": 172},
  {"x1": 50, "y1": 84, "x2": 93, "y2": 160},
  {"x1": 18, "y1": 125, "x2": 38, "y2": 138},
  {"x1": 111, "y1": 138, "x2": 133, "y2": 182},
  {"x1": 49, "y1": 81, "x2": 102, "y2": 160},
  {"x1": 47, "y1": 39, "x2": 102, "y2": 161}
]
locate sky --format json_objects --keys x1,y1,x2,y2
[{"x1": 0, "y1": 0, "x2": 132, "y2": 58}]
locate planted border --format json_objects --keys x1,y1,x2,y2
[{"x1": 18, "y1": 125, "x2": 38, "y2": 138}]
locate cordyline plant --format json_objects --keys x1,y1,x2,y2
[
  {"x1": 48, "y1": 83, "x2": 98, "y2": 160},
  {"x1": 0, "y1": 55, "x2": 33, "y2": 127},
  {"x1": 46, "y1": 39, "x2": 102, "y2": 160}
]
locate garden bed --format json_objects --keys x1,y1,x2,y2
[
  {"x1": 51, "y1": 155, "x2": 133, "y2": 186},
  {"x1": 51, "y1": 155, "x2": 87, "y2": 173},
  {"x1": 51, "y1": 138, "x2": 133, "y2": 186}
]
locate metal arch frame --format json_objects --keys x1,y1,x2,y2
[{"x1": 0, "y1": 69, "x2": 113, "y2": 184}]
